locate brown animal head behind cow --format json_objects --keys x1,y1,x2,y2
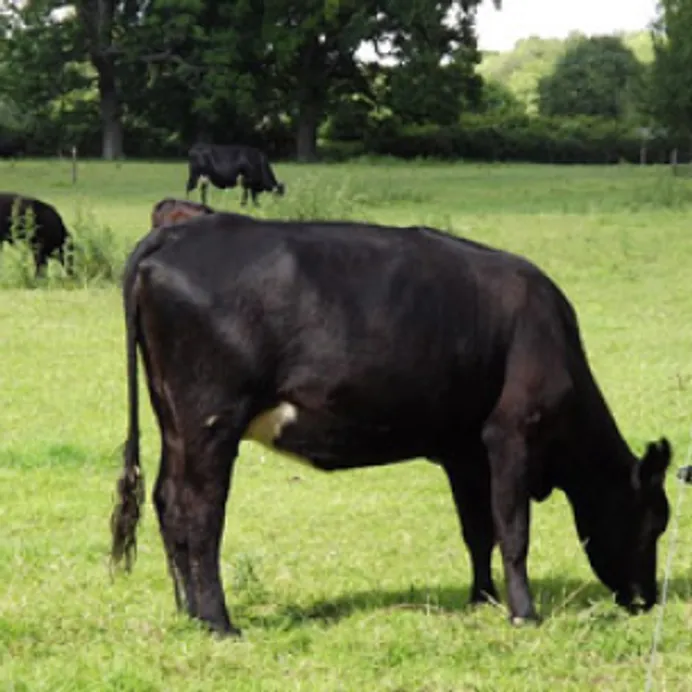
[{"x1": 151, "y1": 198, "x2": 215, "y2": 229}]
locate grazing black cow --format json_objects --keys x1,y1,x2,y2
[
  {"x1": 151, "y1": 198, "x2": 215, "y2": 229},
  {"x1": 0, "y1": 193, "x2": 70, "y2": 273},
  {"x1": 111, "y1": 213, "x2": 672, "y2": 636},
  {"x1": 185, "y1": 143, "x2": 285, "y2": 206}
]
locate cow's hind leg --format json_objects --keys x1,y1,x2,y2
[
  {"x1": 442, "y1": 449, "x2": 499, "y2": 606},
  {"x1": 149, "y1": 378, "x2": 244, "y2": 634},
  {"x1": 165, "y1": 426, "x2": 241, "y2": 636},
  {"x1": 482, "y1": 413, "x2": 538, "y2": 625},
  {"x1": 153, "y1": 444, "x2": 186, "y2": 612}
]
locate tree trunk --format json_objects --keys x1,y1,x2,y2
[
  {"x1": 296, "y1": 101, "x2": 319, "y2": 162},
  {"x1": 93, "y1": 54, "x2": 123, "y2": 160}
]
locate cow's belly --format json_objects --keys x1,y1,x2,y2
[{"x1": 241, "y1": 401, "x2": 438, "y2": 470}]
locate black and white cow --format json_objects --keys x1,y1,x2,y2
[
  {"x1": 185, "y1": 144, "x2": 285, "y2": 206},
  {"x1": 111, "y1": 212, "x2": 672, "y2": 636}
]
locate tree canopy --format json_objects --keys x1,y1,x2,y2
[
  {"x1": 537, "y1": 36, "x2": 642, "y2": 120},
  {"x1": 0, "y1": 0, "x2": 501, "y2": 159},
  {"x1": 649, "y1": 0, "x2": 692, "y2": 141}
]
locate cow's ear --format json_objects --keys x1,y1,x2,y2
[{"x1": 638, "y1": 437, "x2": 672, "y2": 489}]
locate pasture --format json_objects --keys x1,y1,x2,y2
[{"x1": 1, "y1": 159, "x2": 691, "y2": 691}]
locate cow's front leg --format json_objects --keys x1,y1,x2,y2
[
  {"x1": 482, "y1": 421, "x2": 538, "y2": 624},
  {"x1": 443, "y1": 452, "x2": 499, "y2": 606}
]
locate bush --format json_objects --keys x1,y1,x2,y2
[
  {"x1": 345, "y1": 113, "x2": 687, "y2": 164},
  {"x1": 67, "y1": 208, "x2": 126, "y2": 285}
]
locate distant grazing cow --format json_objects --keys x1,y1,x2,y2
[
  {"x1": 111, "y1": 213, "x2": 671, "y2": 636},
  {"x1": 185, "y1": 143, "x2": 285, "y2": 206},
  {"x1": 151, "y1": 198, "x2": 214, "y2": 229},
  {"x1": 0, "y1": 193, "x2": 70, "y2": 274},
  {"x1": 678, "y1": 466, "x2": 692, "y2": 484}
]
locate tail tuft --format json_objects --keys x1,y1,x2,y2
[{"x1": 110, "y1": 452, "x2": 145, "y2": 572}]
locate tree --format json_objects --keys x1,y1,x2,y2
[
  {"x1": 262, "y1": 0, "x2": 378, "y2": 161},
  {"x1": 649, "y1": 0, "x2": 692, "y2": 145},
  {"x1": 476, "y1": 78, "x2": 525, "y2": 115},
  {"x1": 0, "y1": 0, "x2": 91, "y2": 149},
  {"x1": 479, "y1": 36, "x2": 567, "y2": 112},
  {"x1": 0, "y1": 0, "x2": 505, "y2": 159},
  {"x1": 142, "y1": 0, "x2": 501, "y2": 160},
  {"x1": 537, "y1": 35, "x2": 643, "y2": 119},
  {"x1": 381, "y1": 2, "x2": 485, "y2": 127}
]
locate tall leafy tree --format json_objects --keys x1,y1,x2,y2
[
  {"x1": 73, "y1": 0, "x2": 154, "y2": 159},
  {"x1": 1, "y1": 0, "x2": 504, "y2": 159},
  {"x1": 0, "y1": 0, "x2": 88, "y2": 141},
  {"x1": 382, "y1": 1, "x2": 485, "y2": 126},
  {"x1": 649, "y1": 0, "x2": 692, "y2": 143},
  {"x1": 537, "y1": 35, "x2": 643, "y2": 119}
]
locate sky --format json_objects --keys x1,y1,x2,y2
[{"x1": 476, "y1": 0, "x2": 659, "y2": 51}]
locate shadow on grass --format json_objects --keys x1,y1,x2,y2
[{"x1": 244, "y1": 576, "x2": 692, "y2": 631}]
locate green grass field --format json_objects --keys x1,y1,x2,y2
[{"x1": 1, "y1": 159, "x2": 691, "y2": 691}]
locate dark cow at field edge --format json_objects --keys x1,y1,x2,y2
[
  {"x1": 151, "y1": 198, "x2": 215, "y2": 228},
  {"x1": 111, "y1": 213, "x2": 672, "y2": 635},
  {"x1": 185, "y1": 143, "x2": 285, "y2": 206},
  {"x1": 0, "y1": 193, "x2": 70, "y2": 274}
]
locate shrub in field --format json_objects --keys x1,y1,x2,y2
[
  {"x1": 272, "y1": 176, "x2": 369, "y2": 222},
  {"x1": 66, "y1": 208, "x2": 126, "y2": 285}
]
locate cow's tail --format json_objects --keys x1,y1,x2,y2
[{"x1": 110, "y1": 227, "x2": 168, "y2": 573}]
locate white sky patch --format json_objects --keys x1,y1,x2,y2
[{"x1": 476, "y1": 0, "x2": 659, "y2": 51}]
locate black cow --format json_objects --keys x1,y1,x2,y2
[
  {"x1": 151, "y1": 198, "x2": 215, "y2": 229},
  {"x1": 185, "y1": 143, "x2": 285, "y2": 207},
  {"x1": 0, "y1": 193, "x2": 70, "y2": 274},
  {"x1": 111, "y1": 213, "x2": 672, "y2": 636}
]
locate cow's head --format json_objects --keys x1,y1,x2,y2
[
  {"x1": 576, "y1": 437, "x2": 671, "y2": 612},
  {"x1": 151, "y1": 198, "x2": 214, "y2": 228}
]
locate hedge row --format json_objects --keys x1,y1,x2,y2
[
  {"x1": 326, "y1": 114, "x2": 689, "y2": 165},
  {"x1": 2, "y1": 111, "x2": 687, "y2": 164}
]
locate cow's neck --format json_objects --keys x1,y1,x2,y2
[{"x1": 560, "y1": 375, "x2": 636, "y2": 504}]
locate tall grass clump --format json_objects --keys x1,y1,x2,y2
[
  {"x1": 270, "y1": 174, "x2": 370, "y2": 222},
  {"x1": 624, "y1": 173, "x2": 692, "y2": 212},
  {"x1": 66, "y1": 207, "x2": 127, "y2": 286},
  {"x1": 0, "y1": 201, "x2": 40, "y2": 288}
]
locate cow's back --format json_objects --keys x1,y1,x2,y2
[{"x1": 136, "y1": 214, "x2": 564, "y2": 457}]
